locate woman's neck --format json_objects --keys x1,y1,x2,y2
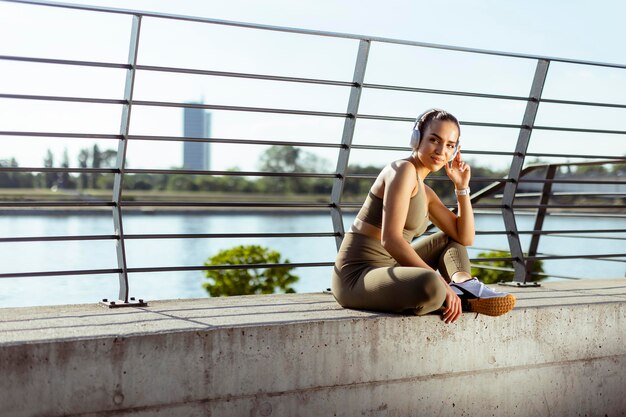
[{"x1": 409, "y1": 152, "x2": 431, "y2": 180}]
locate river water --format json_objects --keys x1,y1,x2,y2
[{"x1": 1, "y1": 212, "x2": 624, "y2": 308}]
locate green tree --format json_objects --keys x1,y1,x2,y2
[
  {"x1": 611, "y1": 160, "x2": 626, "y2": 175},
  {"x1": 90, "y1": 144, "x2": 102, "y2": 189},
  {"x1": 100, "y1": 149, "x2": 118, "y2": 168},
  {"x1": 0, "y1": 158, "x2": 34, "y2": 188},
  {"x1": 203, "y1": 245, "x2": 299, "y2": 296},
  {"x1": 257, "y1": 145, "x2": 329, "y2": 194},
  {"x1": 576, "y1": 164, "x2": 609, "y2": 175},
  {"x1": 343, "y1": 164, "x2": 382, "y2": 196},
  {"x1": 43, "y1": 149, "x2": 56, "y2": 188},
  {"x1": 167, "y1": 174, "x2": 198, "y2": 191},
  {"x1": 471, "y1": 250, "x2": 545, "y2": 284},
  {"x1": 77, "y1": 148, "x2": 90, "y2": 190},
  {"x1": 58, "y1": 148, "x2": 76, "y2": 189}
]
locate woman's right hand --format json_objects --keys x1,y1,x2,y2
[{"x1": 441, "y1": 283, "x2": 462, "y2": 324}]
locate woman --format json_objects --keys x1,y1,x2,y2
[{"x1": 331, "y1": 109, "x2": 515, "y2": 324}]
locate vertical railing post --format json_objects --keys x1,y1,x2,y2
[
  {"x1": 525, "y1": 164, "x2": 557, "y2": 280},
  {"x1": 330, "y1": 39, "x2": 370, "y2": 250},
  {"x1": 501, "y1": 59, "x2": 549, "y2": 286},
  {"x1": 102, "y1": 15, "x2": 146, "y2": 308}
]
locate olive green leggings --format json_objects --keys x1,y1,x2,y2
[{"x1": 331, "y1": 231, "x2": 471, "y2": 315}]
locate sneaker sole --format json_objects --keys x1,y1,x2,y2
[{"x1": 466, "y1": 294, "x2": 516, "y2": 317}]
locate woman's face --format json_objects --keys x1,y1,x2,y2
[{"x1": 417, "y1": 120, "x2": 460, "y2": 171}]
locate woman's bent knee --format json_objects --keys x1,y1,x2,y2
[{"x1": 417, "y1": 271, "x2": 446, "y2": 314}]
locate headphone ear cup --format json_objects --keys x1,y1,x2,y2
[{"x1": 410, "y1": 129, "x2": 421, "y2": 149}]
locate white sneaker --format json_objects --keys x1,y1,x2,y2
[{"x1": 450, "y1": 278, "x2": 516, "y2": 316}]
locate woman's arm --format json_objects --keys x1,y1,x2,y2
[{"x1": 426, "y1": 152, "x2": 475, "y2": 246}]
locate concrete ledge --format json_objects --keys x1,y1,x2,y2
[{"x1": 1, "y1": 279, "x2": 625, "y2": 416}]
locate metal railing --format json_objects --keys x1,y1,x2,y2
[{"x1": 0, "y1": 0, "x2": 625, "y2": 306}]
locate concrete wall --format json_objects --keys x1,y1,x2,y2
[{"x1": 1, "y1": 282, "x2": 625, "y2": 417}]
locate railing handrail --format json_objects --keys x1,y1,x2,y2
[{"x1": 5, "y1": 0, "x2": 626, "y2": 70}]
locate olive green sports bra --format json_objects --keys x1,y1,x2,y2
[{"x1": 356, "y1": 185, "x2": 429, "y2": 242}]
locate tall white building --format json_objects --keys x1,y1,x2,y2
[{"x1": 182, "y1": 107, "x2": 211, "y2": 170}]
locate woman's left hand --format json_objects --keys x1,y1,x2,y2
[{"x1": 444, "y1": 149, "x2": 471, "y2": 189}]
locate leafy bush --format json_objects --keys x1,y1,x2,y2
[
  {"x1": 471, "y1": 250, "x2": 545, "y2": 284},
  {"x1": 203, "y1": 245, "x2": 299, "y2": 296}
]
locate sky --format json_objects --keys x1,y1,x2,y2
[{"x1": 1, "y1": 0, "x2": 626, "y2": 173}]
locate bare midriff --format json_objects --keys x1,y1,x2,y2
[{"x1": 350, "y1": 217, "x2": 382, "y2": 241}]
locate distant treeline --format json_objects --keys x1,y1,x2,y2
[{"x1": 1, "y1": 145, "x2": 624, "y2": 197}]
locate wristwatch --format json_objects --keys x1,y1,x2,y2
[{"x1": 455, "y1": 187, "x2": 470, "y2": 196}]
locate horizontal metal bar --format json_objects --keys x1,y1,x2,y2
[
  {"x1": 527, "y1": 159, "x2": 626, "y2": 168},
  {"x1": 521, "y1": 229, "x2": 626, "y2": 235},
  {"x1": 128, "y1": 135, "x2": 344, "y2": 149},
  {"x1": 340, "y1": 202, "x2": 507, "y2": 209},
  {"x1": 350, "y1": 144, "x2": 517, "y2": 158},
  {"x1": 124, "y1": 168, "x2": 339, "y2": 179},
  {"x1": 472, "y1": 229, "x2": 626, "y2": 236},
  {"x1": 362, "y1": 83, "x2": 529, "y2": 102},
  {"x1": 335, "y1": 144, "x2": 410, "y2": 152},
  {"x1": 1, "y1": 229, "x2": 621, "y2": 244},
  {"x1": 0, "y1": 141, "x2": 621, "y2": 163},
  {"x1": 514, "y1": 192, "x2": 626, "y2": 198},
  {"x1": 133, "y1": 100, "x2": 349, "y2": 118},
  {"x1": 136, "y1": 64, "x2": 354, "y2": 87},
  {"x1": 0, "y1": 234, "x2": 118, "y2": 243},
  {"x1": 471, "y1": 256, "x2": 515, "y2": 262},
  {"x1": 0, "y1": 94, "x2": 349, "y2": 119},
  {"x1": 124, "y1": 232, "x2": 339, "y2": 240},
  {"x1": 121, "y1": 201, "x2": 333, "y2": 208},
  {"x1": 0, "y1": 167, "x2": 117, "y2": 174},
  {"x1": 533, "y1": 125, "x2": 626, "y2": 135},
  {"x1": 346, "y1": 202, "x2": 624, "y2": 211},
  {"x1": 525, "y1": 152, "x2": 626, "y2": 160},
  {"x1": 344, "y1": 173, "x2": 511, "y2": 182},
  {"x1": 526, "y1": 253, "x2": 625, "y2": 261},
  {"x1": 0, "y1": 54, "x2": 130, "y2": 69},
  {"x1": 0, "y1": 268, "x2": 121, "y2": 279},
  {"x1": 540, "y1": 97, "x2": 626, "y2": 109},
  {"x1": 0, "y1": 201, "x2": 115, "y2": 207},
  {"x1": 473, "y1": 231, "x2": 509, "y2": 236},
  {"x1": 127, "y1": 262, "x2": 335, "y2": 274},
  {"x1": 464, "y1": 204, "x2": 504, "y2": 209},
  {"x1": 0, "y1": 262, "x2": 337, "y2": 278},
  {"x1": 454, "y1": 150, "x2": 517, "y2": 157},
  {"x1": 513, "y1": 204, "x2": 625, "y2": 209},
  {"x1": 0, "y1": 131, "x2": 122, "y2": 139},
  {"x1": 356, "y1": 114, "x2": 524, "y2": 130},
  {"x1": 0, "y1": 93, "x2": 125, "y2": 105},
  {"x1": 544, "y1": 234, "x2": 626, "y2": 241},
  {"x1": 519, "y1": 178, "x2": 626, "y2": 185},
  {"x1": 7, "y1": 0, "x2": 626, "y2": 70}
]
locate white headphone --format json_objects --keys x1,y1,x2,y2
[{"x1": 410, "y1": 108, "x2": 460, "y2": 161}]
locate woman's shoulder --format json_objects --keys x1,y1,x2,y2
[
  {"x1": 378, "y1": 159, "x2": 418, "y2": 196},
  {"x1": 371, "y1": 159, "x2": 417, "y2": 191},
  {"x1": 383, "y1": 159, "x2": 417, "y2": 180},
  {"x1": 385, "y1": 158, "x2": 415, "y2": 174}
]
